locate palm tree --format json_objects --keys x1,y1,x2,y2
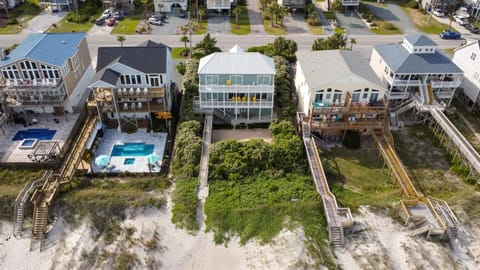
[
  {"x1": 350, "y1": 37, "x2": 356, "y2": 50},
  {"x1": 117, "y1": 35, "x2": 126, "y2": 47},
  {"x1": 198, "y1": 7, "x2": 206, "y2": 24},
  {"x1": 181, "y1": 35, "x2": 189, "y2": 49},
  {"x1": 232, "y1": 7, "x2": 242, "y2": 27}
]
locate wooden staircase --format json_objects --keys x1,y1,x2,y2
[
  {"x1": 410, "y1": 224, "x2": 433, "y2": 237},
  {"x1": 32, "y1": 206, "x2": 48, "y2": 241},
  {"x1": 329, "y1": 226, "x2": 344, "y2": 247}
]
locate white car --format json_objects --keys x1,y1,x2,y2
[
  {"x1": 148, "y1": 17, "x2": 163, "y2": 26},
  {"x1": 432, "y1": 9, "x2": 444, "y2": 17},
  {"x1": 454, "y1": 15, "x2": 468, "y2": 26},
  {"x1": 101, "y1": 9, "x2": 112, "y2": 19}
]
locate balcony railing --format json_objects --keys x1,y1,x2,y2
[
  {"x1": 388, "y1": 91, "x2": 410, "y2": 99},
  {"x1": 342, "y1": 0, "x2": 359, "y2": 6},
  {"x1": 385, "y1": 76, "x2": 422, "y2": 87},
  {"x1": 117, "y1": 102, "x2": 166, "y2": 113},
  {"x1": 8, "y1": 95, "x2": 65, "y2": 106},
  {"x1": 194, "y1": 98, "x2": 273, "y2": 109},
  {"x1": 199, "y1": 84, "x2": 274, "y2": 93},
  {"x1": 94, "y1": 87, "x2": 166, "y2": 102},
  {"x1": 0, "y1": 78, "x2": 63, "y2": 89},
  {"x1": 311, "y1": 103, "x2": 387, "y2": 114},
  {"x1": 431, "y1": 80, "x2": 462, "y2": 89}
]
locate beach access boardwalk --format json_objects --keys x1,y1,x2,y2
[
  {"x1": 13, "y1": 114, "x2": 97, "y2": 250},
  {"x1": 297, "y1": 113, "x2": 353, "y2": 247},
  {"x1": 373, "y1": 133, "x2": 458, "y2": 239}
]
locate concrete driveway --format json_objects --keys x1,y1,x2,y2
[
  {"x1": 151, "y1": 13, "x2": 189, "y2": 35},
  {"x1": 283, "y1": 13, "x2": 310, "y2": 34},
  {"x1": 365, "y1": 2, "x2": 419, "y2": 34},
  {"x1": 247, "y1": 0, "x2": 265, "y2": 34},
  {"x1": 22, "y1": 10, "x2": 67, "y2": 34},
  {"x1": 336, "y1": 11, "x2": 372, "y2": 35},
  {"x1": 207, "y1": 15, "x2": 231, "y2": 34}
]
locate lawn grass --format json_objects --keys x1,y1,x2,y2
[
  {"x1": 359, "y1": 3, "x2": 402, "y2": 35},
  {"x1": 400, "y1": 5, "x2": 453, "y2": 34},
  {"x1": 111, "y1": 15, "x2": 142, "y2": 34},
  {"x1": 322, "y1": 11, "x2": 336, "y2": 21},
  {"x1": 308, "y1": 24, "x2": 324, "y2": 35},
  {"x1": 47, "y1": 19, "x2": 95, "y2": 33},
  {"x1": 195, "y1": 21, "x2": 208, "y2": 35},
  {"x1": 172, "y1": 47, "x2": 187, "y2": 59},
  {"x1": 0, "y1": 0, "x2": 42, "y2": 34},
  {"x1": 263, "y1": 18, "x2": 287, "y2": 35},
  {"x1": 335, "y1": 27, "x2": 345, "y2": 34},
  {"x1": 322, "y1": 147, "x2": 400, "y2": 212},
  {"x1": 230, "y1": 6, "x2": 251, "y2": 35},
  {"x1": 370, "y1": 23, "x2": 403, "y2": 35}
]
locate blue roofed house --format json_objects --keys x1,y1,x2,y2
[
  {"x1": 195, "y1": 45, "x2": 275, "y2": 125},
  {"x1": 370, "y1": 35, "x2": 463, "y2": 111},
  {"x1": 0, "y1": 32, "x2": 93, "y2": 116}
]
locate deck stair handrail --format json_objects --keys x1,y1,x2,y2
[
  {"x1": 213, "y1": 108, "x2": 233, "y2": 124},
  {"x1": 27, "y1": 114, "x2": 98, "y2": 250},
  {"x1": 392, "y1": 99, "x2": 415, "y2": 116},
  {"x1": 297, "y1": 113, "x2": 353, "y2": 246},
  {"x1": 428, "y1": 108, "x2": 480, "y2": 176}
]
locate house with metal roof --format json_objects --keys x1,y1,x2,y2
[
  {"x1": 0, "y1": 32, "x2": 93, "y2": 116},
  {"x1": 195, "y1": 45, "x2": 275, "y2": 124},
  {"x1": 295, "y1": 50, "x2": 388, "y2": 137},
  {"x1": 452, "y1": 40, "x2": 480, "y2": 112},
  {"x1": 88, "y1": 40, "x2": 173, "y2": 131},
  {"x1": 370, "y1": 34, "x2": 463, "y2": 110}
]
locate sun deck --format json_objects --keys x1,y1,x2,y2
[{"x1": 91, "y1": 129, "x2": 167, "y2": 173}]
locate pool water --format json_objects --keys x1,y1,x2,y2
[
  {"x1": 12, "y1": 128, "x2": 56, "y2": 141},
  {"x1": 22, "y1": 139, "x2": 37, "y2": 147},
  {"x1": 124, "y1": 158, "x2": 135, "y2": 165},
  {"x1": 111, "y1": 143, "x2": 154, "y2": 157}
]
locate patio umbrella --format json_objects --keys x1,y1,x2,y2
[
  {"x1": 146, "y1": 153, "x2": 159, "y2": 164},
  {"x1": 94, "y1": 155, "x2": 110, "y2": 167}
]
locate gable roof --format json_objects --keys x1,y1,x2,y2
[
  {"x1": 296, "y1": 50, "x2": 384, "y2": 90},
  {"x1": 95, "y1": 41, "x2": 170, "y2": 73},
  {"x1": 374, "y1": 43, "x2": 462, "y2": 74},
  {"x1": 0, "y1": 33, "x2": 86, "y2": 67},
  {"x1": 404, "y1": 35, "x2": 437, "y2": 47},
  {"x1": 454, "y1": 39, "x2": 480, "y2": 53},
  {"x1": 198, "y1": 46, "x2": 275, "y2": 75}
]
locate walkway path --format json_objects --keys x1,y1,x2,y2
[
  {"x1": 312, "y1": 1, "x2": 334, "y2": 36},
  {"x1": 196, "y1": 113, "x2": 213, "y2": 228},
  {"x1": 247, "y1": 0, "x2": 265, "y2": 34}
]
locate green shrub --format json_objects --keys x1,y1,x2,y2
[
  {"x1": 176, "y1": 62, "x2": 186, "y2": 75},
  {"x1": 343, "y1": 130, "x2": 361, "y2": 149},
  {"x1": 8, "y1": 18, "x2": 18, "y2": 25},
  {"x1": 382, "y1": 22, "x2": 397, "y2": 30},
  {"x1": 370, "y1": 22, "x2": 378, "y2": 27},
  {"x1": 408, "y1": 0, "x2": 418, "y2": 8}
]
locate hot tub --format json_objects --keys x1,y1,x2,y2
[{"x1": 19, "y1": 138, "x2": 38, "y2": 149}]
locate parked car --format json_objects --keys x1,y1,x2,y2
[
  {"x1": 148, "y1": 17, "x2": 163, "y2": 26},
  {"x1": 178, "y1": 11, "x2": 187, "y2": 18},
  {"x1": 107, "y1": 18, "x2": 116, "y2": 26},
  {"x1": 453, "y1": 15, "x2": 468, "y2": 26},
  {"x1": 432, "y1": 9, "x2": 445, "y2": 17},
  {"x1": 101, "y1": 9, "x2": 112, "y2": 19},
  {"x1": 113, "y1": 11, "x2": 123, "y2": 20},
  {"x1": 95, "y1": 18, "x2": 105, "y2": 26},
  {"x1": 466, "y1": 24, "x2": 479, "y2": 34},
  {"x1": 440, "y1": 30, "x2": 461, "y2": 39}
]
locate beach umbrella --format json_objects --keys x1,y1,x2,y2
[
  {"x1": 146, "y1": 153, "x2": 159, "y2": 164},
  {"x1": 94, "y1": 155, "x2": 110, "y2": 167}
]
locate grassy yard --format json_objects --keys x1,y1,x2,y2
[
  {"x1": 308, "y1": 24, "x2": 323, "y2": 35},
  {"x1": 393, "y1": 125, "x2": 480, "y2": 220},
  {"x1": 263, "y1": 18, "x2": 287, "y2": 35},
  {"x1": 195, "y1": 20, "x2": 208, "y2": 35},
  {"x1": 400, "y1": 5, "x2": 452, "y2": 34},
  {"x1": 47, "y1": 19, "x2": 95, "y2": 33},
  {"x1": 359, "y1": 3, "x2": 402, "y2": 35},
  {"x1": 230, "y1": 6, "x2": 251, "y2": 35},
  {"x1": 172, "y1": 47, "x2": 187, "y2": 59},
  {"x1": 322, "y1": 147, "x2": 400, "y2": 212},
  {"x1": 0, "y1": 0, "x2": 42, "y2": 34},
  {"x1": 111, "y1": 15, "x2": 142, "y2": 34}
]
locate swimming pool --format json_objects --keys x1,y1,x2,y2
[
  {"x1": 12, "y1": 128, "x2": 56, "y2": 141},
  {"x1": 111, "y1": 143, "x2": 154, "y2": 157},
  {"x1": 19, "y1": 139, "x2": 39, "y2": 149}
]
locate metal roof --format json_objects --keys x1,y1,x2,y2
[
  {"x1": 0, "y1": 33, "x2": 86, "y2": 67},
  {"x1": 198, "y1": 46, "x2": 275, "y2": 75},
  {"x1": 296, "y1": 50, "x2": 384, "y2": 90},
  {"x1": 95, "y1": 41, "x2": 170, "y2": 73},
  {"x1": 404, "y1": 35, "x2": 437, "y2": 47},
  {"x1": 374, "y1": 43, "x2": 463, "y2": 74}
]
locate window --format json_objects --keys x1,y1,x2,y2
[
  {"x1": 471, "y1": 52, "x2": 477, "y2": 61},
  {"x1": 352, "y1": 93, "x2": 360, "y2": 102},
  {"x1": 206, "y1": 75, "x2": 218, "y2": 85},
  {"x1": 1, "y1": 64, "x2": 20, "y2": 79},
  {"x1": 41, "y1": 64, "x2": 60, "y2": 79},
  {"x1": 384, "y1": 66, "x2": 388, "y2": 74},
  {"x1": 20, "y1": 60, "x2": 40, "y2": 80},
  {"x1": 120, "y1": 74, "x2": 142, "y2": 85},
  {"x1": 257, "y1": 75, "x2": 270, "y2": 85},
  {"x1": 61, "y1": 63, "x2": 70, "y2": 76},
  {"x1": 315, "y1": 91, "x2": 323, "y2": 102},
  {"x1": 255, "y1": 93, "x2": 267, "y2": 100},
  {"x1": 231, "y1": 75, "x2": 243, "y2": 85},
  {"x1": 333, "y1": 90, "x2": 342, "y2": 103},
  {"x1": 147, "y1": 75, "x2": 160, "y2": 86},
  {"x1": 474, "y1": 72, "x2": 479, "y2": 80}
]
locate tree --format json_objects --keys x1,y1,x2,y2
[
  {"x1": 272, "y1": 37, "x2": 297, "y2": 61},
  {"x1": 259, "y1": 0, "x2": 270, "y2": 11},
  {"x1": 181, "y1": 35, "x2": 189, "y2": 49},
  {"x1": 311, "y1": 33, "x2": 345, "y2": 50},
  {"x1": 332, "y1": 0, "x2": 343, "y2": 11},
  {"x1": 157, "y1": 3, "x2": 164, "y2": 12},
  {"x1": 116, "y1": 35, "x2": 126, "y2": 47},
  {"x1": 267, "y1": 4, "x2": 276, "y2": 26},
  {"x1": 349, "y1": 37, "x2": 356, "y2": 50},
  {"x1": 198, "y1": 6, "x2": 206, "y2": 24},
  {"x1": 232, "y1": 6, "x2": 242, "y2": 27},
  {"x1": 193, "y1": 33, "x2": 221, "y2": 59}
]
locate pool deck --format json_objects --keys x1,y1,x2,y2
[
  {"x1": 92, "y1": 129, "x2": 167, "y2": 174},
  {"x1": 0, "y1": 113, "x2": 81, "y2": 163}
]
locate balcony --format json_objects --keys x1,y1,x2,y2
[
  {"x1": 94, "y1": 87, "x2": 166, "y2": 102},
  {"x1": 193, "y1": 97, "x2": 273, "y2": 111},
  {"x1": 0, "y1": 78, "x2": 63, "y2": 90},
  {"x1": 342, "y1": 0, "x2": 359, "y2": 6},
  {"x1": 387, "y1": 91, "x2": 410, "y2": 100},
  {"x1": 431, "y1": 80, "x2": 462, "y2": 89},
  {"x1": 117, "y1": 101, "x2": 166, "y2": 113},
  {"x1": 384, "y1": 76, "x2": 422, "y2": 87},
  {"x1": 199, "y1": 84, "x2": 274, "y2": 93},
  {"x1": 7, "y1": 95, "x2": 65, "y2": 107},
  {"x1": 311, "y1": 102, "x2": 387, "y2": 115}
]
